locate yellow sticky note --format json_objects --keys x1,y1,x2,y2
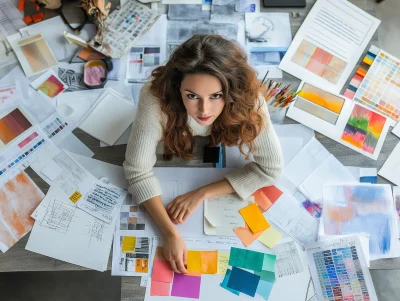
[
  {"x1": 239, "y1": 203, "x2": 270, "y2": 233},
  {"x1": 187, "y1": 250, "x2": 202, "y2": 272},
  {"x1": 217, "y1": 252, "x2": 230, "y2": 275},
  {"x1": 201, "y1": 250, "x2": 218, "y2": 274},
  {"x1": 69, "y1": 191, "x2": 82, "y2": 203},
  {"x1": 257, "y1": 227, "x2": 283, "y2": 248},
  {"x1": 121, "y1": 236, "x2": 136, "y2": 253}
]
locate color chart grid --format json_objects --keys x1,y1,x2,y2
[
  {"x1": 353, "y1": 50, "x2": 400, "y2": 123},
  {"x1": 313, "y1": 246, "x2": 370, "y2": 301}
]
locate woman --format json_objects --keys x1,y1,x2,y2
[{"x1": 124, "y1": 34, "x2": 283, "y2": 274}]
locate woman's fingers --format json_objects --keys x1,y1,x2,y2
[
  {"x1": 175, "y1": 256, "x2": 187, "y2": 274},
  {"x1": 177, "y1": 210, "x2": 186, "y2": 224},
  {"x1": 169, "y1": 260, "x2": 180, "y2": 273}
]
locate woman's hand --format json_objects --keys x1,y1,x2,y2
[
  {"x1": 166, "y1": 188, "x2": 206, "y2": 224},
  {"x1": 163, "y1": 233, "x2": 187, "y2": 274}
]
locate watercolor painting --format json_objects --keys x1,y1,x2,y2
[
  {"x1": 291, "y1": 40, "x2": 346, "y2": 84},
  {"x1": 0, "y1": 172, "x2": 44, "y2": 252},
  {"x1": 302, "y1": 199, "x2": 322, "y2": 219},
  {"x1": 0, "y1": 108, "x2": 32, "y2": 149},
  {"x1": 341, "y1": 104, "x2": 386, "y2": 154},
  {"x1": 295, "y1": 83, "x2": 345, "y2": 124},
  {"x1": 18, "y1": 34, "x2": 57, "y2": 74},
  {"x1": 37, "y1": 75, "x2": 65, "y2": 98},
  {"x1": 322, "y1": 184, "x2": 397, "y2": 259}
]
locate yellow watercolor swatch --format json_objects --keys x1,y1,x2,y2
[
  {"x1": 121, "y1": 236, "x2": 136, "y2": 253},
  {"x1": 299, "y1": 83, "x2": 344, "y2": 114},
  {"x1": 217, "y1": 252, "x2": 230, "y2": 275},
  {"x1": 257, "y1": 227, "x2": 283, "y2": 248},
  {"x1": 239, "y1": 203, "x2": 270, "y2": 233}
]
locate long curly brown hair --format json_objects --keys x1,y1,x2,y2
[{"x1": 150, "y1": 34, "x2": 266, "y2": 160}]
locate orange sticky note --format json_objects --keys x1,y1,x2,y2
[
  {"x1": 260, "y1": 186, "x2": 283, "y2": 203},
  {"x1": 253, "y1": 190, "x2": 273, "y2": 212},
  {"x1": 234, "y1": 224, "x2": 265, "y2": 247},
  {"x1": 239, "y1": 203, "x2": 270, "y2": 233},
  {"x1": 201, "y1": 250, "x2": 218, "y2": 274},
  {"x1": 187, "y1": 250, "x2": 202, "y2": 273},
  {"x1": 135, "y1": 258, "x2": 149, "y2": 273}
]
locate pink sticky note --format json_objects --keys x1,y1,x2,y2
[
  {"x1": 171, "y1": 273, "x2": 201, "y2": 299},
  {"x1": 150, "y1": 280, "x2": 171, "y2": 296},
  {"x1": 152, "y1": 260, "x2": 174, "y2": 283}
]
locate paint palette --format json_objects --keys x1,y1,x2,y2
[
  {"x1": 353, "y1": 50, "x2": 400, "y2": 123},
  {"x1": 291, "y1": 40, "x2": 347, "y2": 84}
]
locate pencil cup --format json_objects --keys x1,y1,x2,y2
[{"x1": 268, "y1": 103, "x2": 287, "y2": 124}]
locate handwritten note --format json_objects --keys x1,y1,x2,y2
[
  {"x1": 77, "y1": 181, "x2": 127, "y2": 224},
  {"x1": 205, "y1": 194, "x2": 246, "y2": 228},
  {"x1": 217, "y1": 252, "x2": 230, "y2": 275}
]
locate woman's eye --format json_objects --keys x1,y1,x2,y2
[
  {"x1": 187, "y1": 94, "x2": 198, "y2": 99},
  {"x1": 211, "y1": 94, "x2": 223, "y2": 99}
]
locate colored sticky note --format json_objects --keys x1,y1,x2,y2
[
  {"x1": 256, "y1": 279, "x2": 274, "y2": 300},
  {"x1": 257, "y1": 227, "x2": 283, "y2": 248},
  {"x1": 135, "y1": 258, "x2": 148, "y2": 273},
  {"x1": 228, "y1": 247, "x2": 264, "y2": 272},
  {"x1": 171, "y1": 273, "x2": 201, "y2": 299},
  {"x1": 239, "y1": 203, "x2": 270, "y2": 233},
  {"x1": 220, "y1": 269, "x2": 240, "y2": 295},
  {"x1": 187, "y1": 250, "x2": 202, "y2": 273},
  {"x1": 227, "y1": 267, "x2": 260, "y2": 297},
  {"x1": 261, "y1": 186, "x2": 283, "y2": 203},
  {"x1": 69, "y1": 191, "x2": 82, "y2": 203},
  {"x1": 254, "y1": 270, "x2": 275, "y2": 283},
  {"x1": 152, "y1": 260, "x2": 174, "y2": 283},
  {"x1": 217, "y1": 252, "x2": 229, "y2": 275},
  {"x1": 262, "y1": 254, "x2": 277, "y2": 273},
  {"x1": 121, "y1": 236, "x2": 136, "y2": 253},
  {"x1": 252, "y1": 190, "x2": 273, "y2": 212},
  {"x1": 234, "y1": 224, "x2": 264, "y2": 247},
  {"x1": 201, "y1": 250, "x2": 218, "y2": 274},
  {"x1": 150, "y1": 280, "x2": 170, "y2": 296}
]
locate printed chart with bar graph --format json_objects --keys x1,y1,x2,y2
[{"x1": 353, "y1": 50, "x2": 400, "y2": 123}]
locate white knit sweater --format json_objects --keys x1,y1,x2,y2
[{"x1": 123, "y1": 83, "x2": 284, "y2": 204}]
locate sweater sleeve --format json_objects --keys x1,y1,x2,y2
[
  {"x1": 123, "y1": 84, "x2": 164, "y2": 204},
  {"x1": 224, "y1": 102, "x2": 284, "y2": 200}
]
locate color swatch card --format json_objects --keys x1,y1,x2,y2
[
  {"x1": 88, "y1": 0, "x2": 160, "y2": 58},
  {"x1": 306, "y1": 236, "x2": 378, "y2": 301},
  {"x1": 0, "y1": 107, "x2": 34, "y2": 150},
  {"x1": 321, "y1": 184, "x2": 399, "y2": 260},
  {"x1": 279, "y1": 0, "x2": 380, "y2": 93},
  {"x1": 287, "y1": 81, "x2": 391, "y2": 160},
  {"x1": 30, "y1": 70, "x2": 68, "y2": 100},
  {"x1": 353, "y1": 50, "x2": 400, "y2": 125},
  {"x1": 7, "y1": 33, "x2": 58, "y2": 77}
]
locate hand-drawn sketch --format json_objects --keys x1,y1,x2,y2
[
  {"x1": 246, "y1": 16, "x2": 274, "y2": 43},
  {"x1": 40, "y1": 199, "x2": 76, "y2": 234},
  {"x1": 273, "y1": 241, "x2": 304, "y2": 278},
  {"x1": 84, "y1": 218, "x2": 106, "y2": 247}
]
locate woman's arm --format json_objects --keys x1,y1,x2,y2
[{"x1": 143, "y1": 196, "x2": 187, "y2": 274}]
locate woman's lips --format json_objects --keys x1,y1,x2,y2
[{"x1": 198, "y1": 116, "x2": 212, "y2": 121}]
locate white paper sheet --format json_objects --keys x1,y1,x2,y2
[
  {"x1": 299, "y1": 154, "x2": 357, "y2": 204},
  {"x1": 0, "y1": 0, "x2": 24, "y2": 35},
  {"x1": 378, "y1": 141, "x2": 400, "y2": 186},
  {"x1": 393, "y1": 186, "x2": 400, "y2": 238},
  {"x1": 284, "y1": 137, "x2": 330, "y2": 187},
  {"x1": 393, "y1": 122, "x2": 400, "y2": 138},
  {"x1": 305, "y1": 236, "x2": 378, "y2": 301},
  {"x1": 77, "y1": 181, "x2": 128, "y2": 224},
  {"x1": 265, "y1": 193, "x2": 319, "y2": 245},
  {"x1": 279, "y1": 0, "x2": 380, "y2": 93},
  {"x1": 57, "y1": 133, "x2": 94, "y2": 158},
  {"x1": 26, "y1": 185, "x2": 115, "y2": 271},
  {"x1": 100, "y1": 125, "x2": 132, "y2": 147},
  {"x1": 79, "y1": 89, "x2": 137, "y2": 146},
  {"x1": 286, "y1": 82, "x2": 391, "y2": 160}
]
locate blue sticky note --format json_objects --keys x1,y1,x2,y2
[
  {"x1": 227, "y1": 267, "x2": 260, "y2": 297},
  {"x1": 220, "y1": 269, "x2": 240, "y2": 295},
  {"x1": 262, "y1": 254, "x2": 276, "y2": 272},
  {"x1": 254, "y1": 270, "x2": 275, "y2": 283},
  {"x1": 256, "y1": 280, "x2": 274, "y2": 300}
]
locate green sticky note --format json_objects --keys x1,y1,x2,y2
[
  {"x1": 228, "y1": 247, "x2": 264, "y2": 272},
  {"x1": 262, "y1": 254, "x2": 276, "y2": 272},
  {"x1": 254, "y1": 270, "x2": 275, "y2": 283}
]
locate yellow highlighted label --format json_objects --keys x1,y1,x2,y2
[
  {"x1": 122, "y1": 236, "x2": 136, "y2": 253},
  {"x1": 69, "y1": 191, "x2": 82, "y2": 203}
]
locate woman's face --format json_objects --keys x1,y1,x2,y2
[{"x1": 180, "y1": 73, "x2": 225, "y2": 126}]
